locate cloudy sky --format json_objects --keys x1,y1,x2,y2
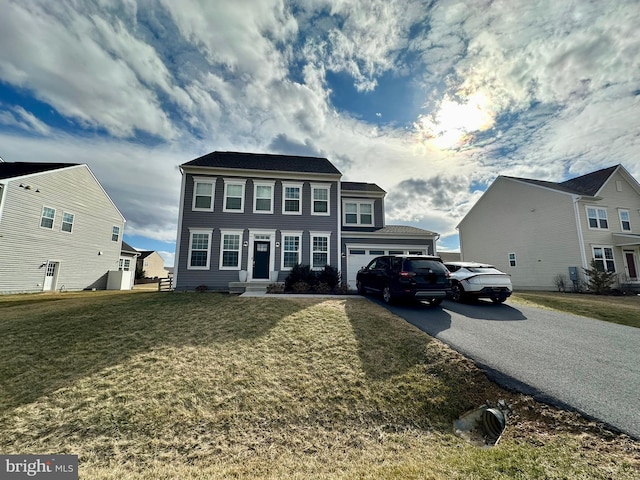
[{"x1": 1, "y1": 0, "x2": 639, "y2": 266}]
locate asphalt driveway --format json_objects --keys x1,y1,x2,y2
[{"x1": 377, "y1": 298, "x2": 640, "y2": 440}]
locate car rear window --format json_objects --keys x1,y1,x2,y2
[
  {"x1": 404, "y1": 259, "x2": 446, "y2": 272},
  {"x1": 465, "y1": 267, "x2": 503, "y2": 274}
]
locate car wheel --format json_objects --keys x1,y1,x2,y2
[
  {"x1": 428, "y1": 298, "x2": 443, "y2": 306},
  {"x1": 356, "y1": 280, "x2": 365, "y2": 295},
  {"x1": 382, "y1": 285, "x2": 394, "y2": 304},
  {"x1": 451, "y1": 283, "x2": 465, "y2": 302},
  {"x1": 491, "y1": 296, "x2": 506, "y2": 304}
]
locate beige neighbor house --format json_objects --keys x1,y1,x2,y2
[
  {"x1": 457, "y1": 164, "x2": 640, "y2": 291},
  {"x1": 0, "y1": 162, "x2": 128, "y2": 293},
  {"x1": 136, "y1": 250, "x2": 168, "y2": 278}
]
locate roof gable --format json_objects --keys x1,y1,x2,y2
[
  {"x1": 559, "y1": 165, "x2": 618, "y2": 196},
  {"x1": 0, "y1": 162, "x2": 79, "y2": 180},
  {"x1": 182, "y1": 151, "x2": 341, "y2": 175}
]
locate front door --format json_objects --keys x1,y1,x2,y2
[
  {"x1": 43, "y1": 261, "x2": 59, "y2": 291},
  {"x1": 253, "y1": 241, "x2": 270, "y2": 279},
  {"x1": 625, "y1": 251, "x2": 638, "y2": 279}
]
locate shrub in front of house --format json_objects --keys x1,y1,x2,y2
[{"x1": 283, "y1": 264, "x2": 343, "y2": 294}]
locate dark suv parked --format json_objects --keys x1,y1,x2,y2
[{"x1": 356, "y1": 255, "x2": 452, "y2": 305}]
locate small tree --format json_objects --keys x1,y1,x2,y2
[
  {"x1": 583, "y1": 259, "x2": 617, "y2": 294},
  {"x1": 553, "y1": 274, "x2": 568, "y2": 293}
]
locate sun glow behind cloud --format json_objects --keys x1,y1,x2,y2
[{"x1": 414, "y1": 92, "x2": 496, "y2": 150}]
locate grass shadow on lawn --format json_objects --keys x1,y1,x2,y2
[
  {"x1": 344, "y1": 298, "x2": 507, "y2": 432},
  {"x1": 0, "y1": 291, "x2": 318, "y2": 412}
]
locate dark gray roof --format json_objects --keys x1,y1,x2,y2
[
  {"x1": 138, "y1": 250, "x2": 155, "y2": 259},
  {"x1": 121, "y1": 241, "x2": 139, "y2": 255},
  {"x1": 504, "y1": 165, "x2": 619, "y2": 196},
  {"x1": 0, "y1": 162, "x2": 79, "y2": 180},
  {"x1": 341, "y1": 181, "x2": 386, "y2": 193},
  {"x1": 182, "y1": 151, "x2": 341, "y2": 175}
]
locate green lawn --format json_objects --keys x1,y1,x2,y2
[
  {"x1": 512, "y1": 291, "x2": 640, "y2": 328},
  {"x1": 0, "y1": 291, "x2": 638, "y2": 479}
]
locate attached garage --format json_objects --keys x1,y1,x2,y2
[{"x1": 341, "y1": 225, "x2": 439, "y2": 289}]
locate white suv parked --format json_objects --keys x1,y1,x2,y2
[{"x1": 444, "y1": 262, "x2": 512, "y2": 304}]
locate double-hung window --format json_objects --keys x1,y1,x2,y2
[
  {"x1": 220, "y1": 230, "x2": 243, "y2": 269},
  {"x1": 40, "y1": 206, "x2": 55, "y2": 229},
  {"x1": 281, "y1": 231, "x2": 302, "y2": 269},
  {"x1": 223, "y1": 179, "x2": 246, "y2": 212},
  {"x1": 112, "y1": 226, "x2": 120, "y2": 242},
  {"x1": 193, "y1": 178, "x2": 215, "y2": 211},
  {"x1": 311, "y1": 184, "x2": 330, "y2": 215},
  {"x1": 253, "y1": 181, "x2": 274, "y2": 213},
  {"x1": 586, "y1": 206, "x2": 608, "y2": 229},
  {"x1": 61, "y1": 212, "x2": 74, "y2": 233},
  {"x1": 592, "y1": 246, "x2": 615, "y2": 272},
  {"x1": 619, "y1": 210, "x2": 631, "y2": 231},
  {"x1": 188, "y1": 229, "x2": 212, "y2": 269},
  {"x1": 508, "y1": 253, "x2": 517, "y2": 267},
  {"x1": 310, "y1": 232, "x2": 330, "y2": 269},
  {"x1": 282, "y1": 183, "x2": 302, "y2": 214},
  {"x1": 343, "y1": 201, "x2": 374, "y2": 226}
]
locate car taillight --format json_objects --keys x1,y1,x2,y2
[{"x1": 399, "y1": 271, "x2": 416, "y2": 278}]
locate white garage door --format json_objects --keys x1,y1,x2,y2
[{"x1": 345, "y1": 246, "x2": 428, "y2": 289}]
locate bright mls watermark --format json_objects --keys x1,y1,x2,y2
[{"x1": 1, "y1": 455, "x2": 78, "y2": 479}]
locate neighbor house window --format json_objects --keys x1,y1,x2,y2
[
  {"x1": 192, "y1": 178, "x2": 215, "y2": 211},
  {"x1": 111, "y1": 226, "x2": 120, "y2": 242},
  {"x1": 592, "y1": 246, "x2": 615, "y2": 272},
  {"x1": 220, "y1": 230, "x2": 243, "y2": 269},
  {"x1": 282, "y1": 183, "x2": 302, "y2": 214},
  {"x1": 281, "y1": 231, "x2": 302, "y2": 269},
  {"x1": 310, "y1": 233, "x2": 330, "y2": 269},
  {"x1": 188, "y1": 229, "x2": 212, "y2": 269},
  {"x1": 61, "y1": 212, "x2": 74, "y2": 233},
  {"x1": 118, "y1": 258, "x2": 131, "y2": 271},
  {"x1": 223, "y1": 179, "x2": 246, "y2": 212},
  {"x1": 586, "y1": 207, "x2": 608, "y2": 229},
  {"x1": 619, "y1": 210, "x2": 631, "y2": 231},
  {"x1": 311, "y1": 184, "x2": 330, "y2": 215},
  {"x1": 40, "y1": 207, "x2": 55, "y2": 229},
  {"x1": 343, "y1": 201, "x2": 374, "y2": 225},
  {"x1": 508, "y1": 253, "x2": 517, "y2": 267},
  {"x1": 253, "y1": 181, "x2": 275, "y2": 213}
]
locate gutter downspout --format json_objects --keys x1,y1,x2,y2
[{"x1": 572, "y1": 195, "x2": 589, "y2": 277}]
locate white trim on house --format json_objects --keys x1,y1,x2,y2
[
  {"x1": 219, "y1": 229, "x2": 244, "y2": 270},
  {"x1": 342, "y1": 199, "x2": 374, "y2": 226},
  {"x1": 181, "y1": 165, "x2": 341, "y2": 183},
  {"x1": 247, "y1": 229, "x2": 276, "y2": 281},
  {"x1": 61, "y1": 211, "x2": 75, "y2": 234},
  {"x1": 223, "y1": 178, "x2": 246, "y2": 213},
  {"x1": 187, "y1": 228, "x2": 213, "y2": 270},
  {"x1": 253, "y1": 180, "x2": 276, "y2": 214},
  {"x1": 192, "y1": 176, "x2": 216, "y2": 212},
  {"x1": 280, "y1": 230, "x2": 303, "y2": 270},
  {"x1": 309, "y1": 231, "x2": 331, "y2": 269},
  {"x1": 173, "y1": 172, "x2": 187, "y2": 287},
  {"x1": 282, "y1": 182, "x2": 303, "y2": 215},
  {"x1": 310, "y1": 183, "x2": 331, "y2": 216}
]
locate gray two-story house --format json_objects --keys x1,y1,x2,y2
[{"x1": 174, "y1": 151, "x2": 440, "y2": 291}]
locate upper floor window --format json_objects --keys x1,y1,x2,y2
[
  {"x1": 253, "y1": 181, "x2": 274, "y2": 213},
  {"x1": 586, "y1": 206, "x2": 608, "y2": 229},
  {"x1": 40, "y1": 206, "x2": 55, "y2": 229},
  {"x1": 619, "y1": 210, "x2": 631, "y2": 231},
  {"x1": 344, "y1": 201, "x2": 373, "y2": 225},
  {"x1": 193, "y1": 179, "x2": 214, "y2": 211},
  {"x1": 223, "y1": 179, "x2": 246, "y2": 212},
  {"x1": 282, "y1": 183, "x2": 302, "y2": 214},
  {"x1": 311, "y1": 184, "x2": 330, "y2": 215},
  {"x1": 188, "y1": 229, "x2": 211, "y2": 269},
  {"x1": 61, "y1": 212, "x2": 74, "y2": 233},
  {"x1": 112, "y1": 226, "x2": 120, "y2": 242},
  {"x1": 508, "y1": 252, "x2": 517, "y2": 267},
  {"x1": 592, "y1": 246, "x2": 615, "y2": 272}
]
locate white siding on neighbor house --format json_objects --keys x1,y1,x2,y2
[
  {"x1": 458, "y1": 177, "x2": 583, "y2": 290},
  {"x1": 577, "y1": 170, "x2": 640, "y2": 278},
  {"x1": 0, "y1": 165, "x2": 125, "y2": 293}
]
